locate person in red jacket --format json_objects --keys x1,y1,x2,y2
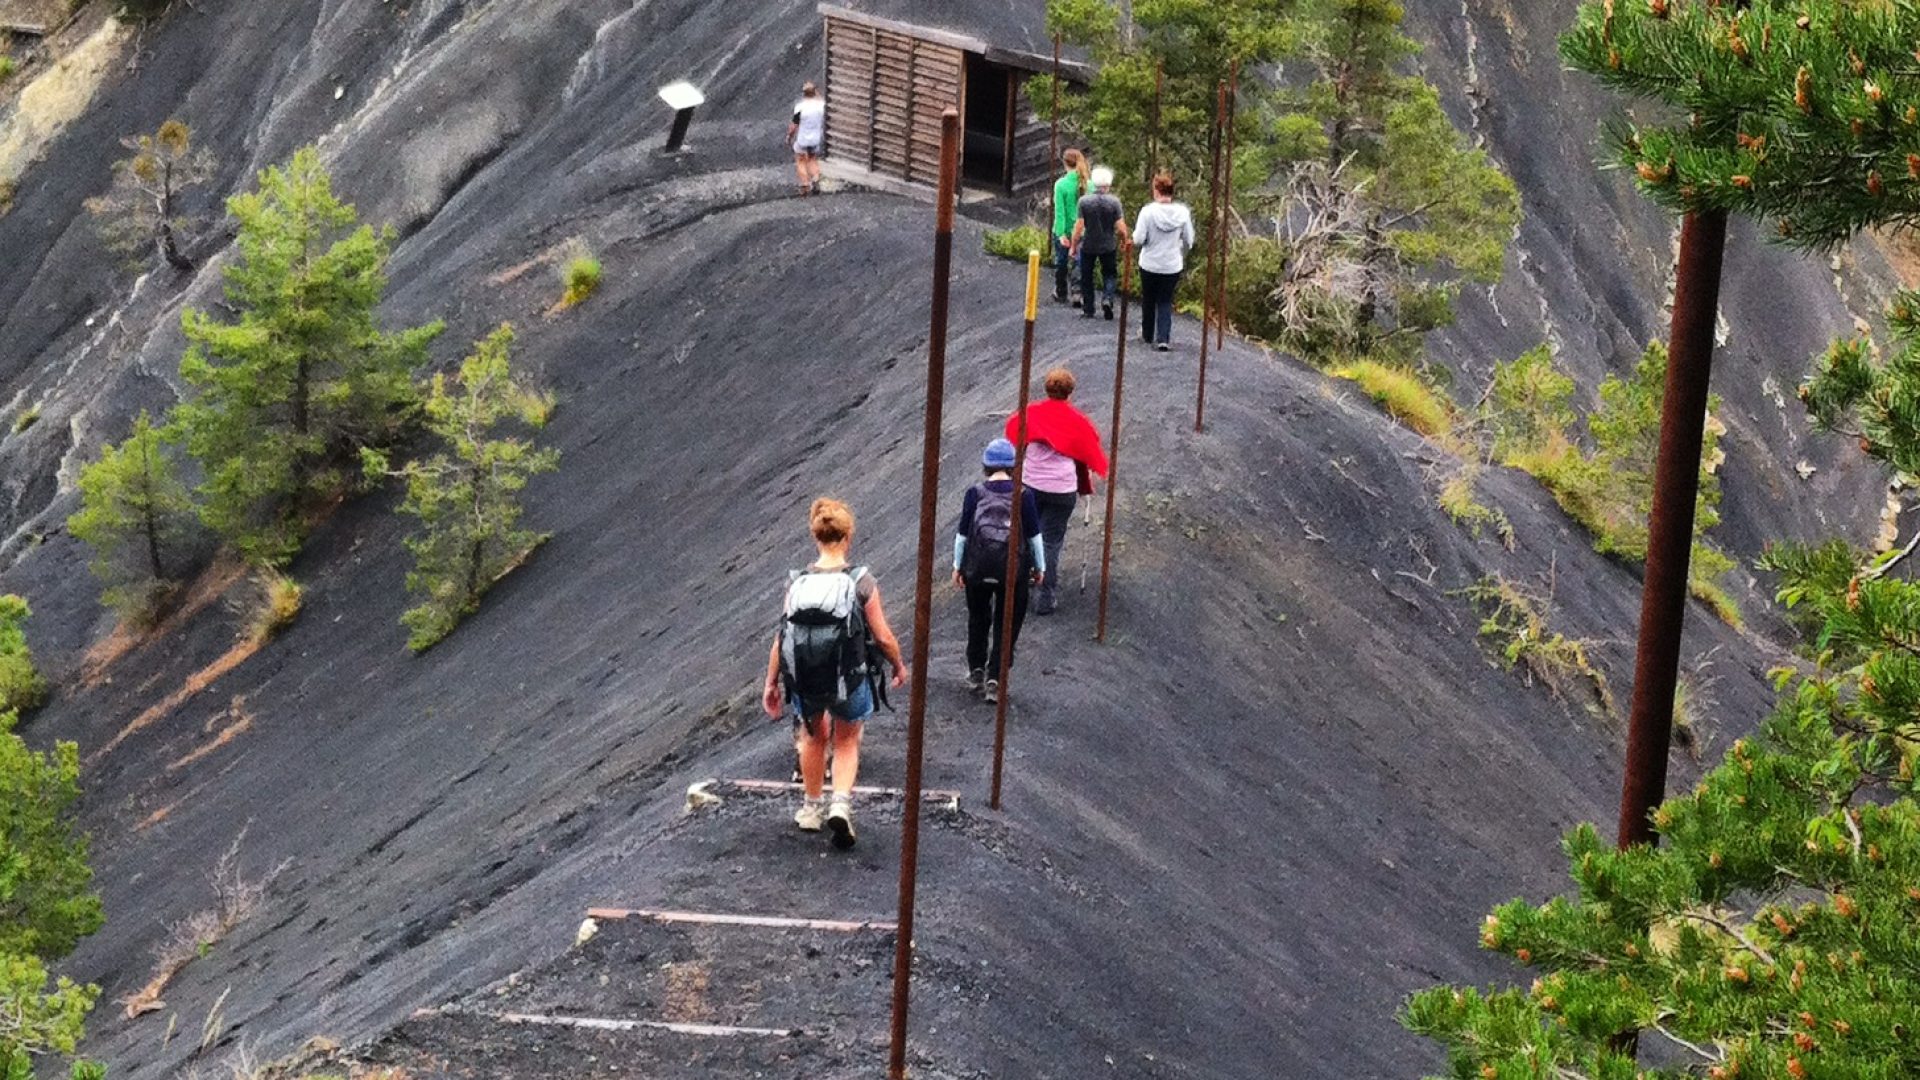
[{"x1": 1004, "y1": 367, "x2": 1109, "y2": 615}]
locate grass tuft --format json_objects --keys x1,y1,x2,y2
[
  {"x1": 558, "y1": 251, "x2": 602, "y2": 308},
  {"x1": 1333, "y1": 360, "x2": 1453, "y2": 438},
  {"x1": 249, "y1": 572, "x2": 302, "y2": 646}
]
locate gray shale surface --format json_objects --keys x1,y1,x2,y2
[{"x1": 0, "y1": 0, "x2": 1904, "y2": 1076}]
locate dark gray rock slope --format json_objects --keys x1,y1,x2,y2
[{"x1": 0, "y1": 1, "x2": 1901, "y2": 1076}]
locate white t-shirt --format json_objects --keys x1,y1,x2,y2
[{"x1": 793, "y1": 98, "x2": 826, "y2": 148}]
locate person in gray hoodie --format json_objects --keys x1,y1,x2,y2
[{"x1": 1133, "y1": 173, "x2": 1196, "y2": 352}]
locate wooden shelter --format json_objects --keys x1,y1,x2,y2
[{"x1": 817, "y1": 3, "x2": 1088, "y2": 195}]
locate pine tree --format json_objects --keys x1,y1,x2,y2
[
  {"x1": 175, "y1": 146, "x2": 443, "y2": 566},
  {"x1": 364, "y1": 324, "x2": 557, "y2": 652},
  {"x1": 1043, "y1": 0, "x2": 1294, "y2": 210},
  {"x1": 0, "y1": 709, "x2": 103, "y2": 1079},
  {"x1": 1561, "y1": 1, "x2": 1920, "y2": 249},
  {"x1": 0, "y1": 597, "x2": 45, "y2": 717},
  {"x1": 1274, "y1": 0, "x2": 1518, "y2": 364},
  {"x1": 67, "y1": 411, "x2": 196, "y2": 622},
  {"x1": 82, "y1": 119, "x2": 213, "y2": 272}
]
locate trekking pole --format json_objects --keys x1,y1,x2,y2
[
  {"x1": 1194, "y1": 81, "x2": 1227, "y2": 434},
  {"x1": 990, "y1": 251, "x2": 1042, "y2": 813},
  {"x1": 888, "y1": 107, "x2": 960, "y2": 1080},
  {"x1": 1097, "y1": 244, "x2": 1133, "y2": 644},
  {"x1": 1214, "y1": 59, "x2": 1240, "y2": 351}
]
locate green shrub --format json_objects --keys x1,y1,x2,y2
[
  {"x1": 1488, "y1": 342, "x2": 1740, "y2": 625},
  {"x1": 1333, "y1": 359, "x2": 1452, "y2": 438},
  {"x1": 1489, "y1": 345, "x2": 1575, "y2": 461},
  {"x1": 0, "y1": 596, "x2": 46, "y2": 714},
  {"x1": 248, "y1": 573, "x2": 302, "y2": 646},
  {"x1": 983, "y1": 223, "x2": 1048, "y2": 262},
  {"x1": 68, "y1": 411, "x2": 196, "y2": 625},
  {"x1": 1438, "y1": 468, "x2": 1514, "y2": 549},
  {"x1": 559, "y1": 252, "x2": 601, "y2": 308},
  {"x1": 0, "y1": 57, "x2": 16, "y2": 82},
  {"x1": 1462, "y1": 577, "x2": 1612, "y2": 715}
]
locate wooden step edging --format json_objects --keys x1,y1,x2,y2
[
  {"x1": 417, "y1": 1006, "x2": 806, "y2": 1039},
  {"x1": 584, "y1": 907, "x2": 898, "y2": 933},
  {"x1": 686, "y1": 777, "x2": 962, "y2": 811}
]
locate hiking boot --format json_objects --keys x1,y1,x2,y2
[
  {"x1": 826, "y1": 800, "x2": 856, "y2": 849},
  {"x1": 966, "y1": 668, "x2": 986, "y2": 695},
  {"x1": 1103, "y1": 301, "x2": 1114, "y2": 320},
  {"x1": 795, "y1": 800, "x2": 826, "y2": 832},
  {"x1": 982, "y1": 678, "x2": 1000, "y2": 704}
]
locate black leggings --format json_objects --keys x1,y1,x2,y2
[{"x1": 965, "y1": 579, "x2": 1030, "y2": 677}]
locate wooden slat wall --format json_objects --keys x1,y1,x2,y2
[
  {"x1": 1010, "y1": 78, "x2": 1052, "y2": 193},
  {"x1": 824, "y1": 15, "x2": 963, "y2": 184},
  {"x1": 824, "y1": 19, "x2": 875, "y2": 165}
]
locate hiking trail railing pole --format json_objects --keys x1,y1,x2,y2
[
  {"x1": 990, "y1": 252, "x2": 1042, "y2": 812},
  {"x1": 1050, "y1": 34, "x2": 1062, "y2": 174},
  {"x1": 1615, "y1": 209, "x2": 1729, "y2": 851},
  {"x1": 1097, "y1": 242, "x2": 1133, "y2": 644},
  {"x1": 1194, "y1": 81, "x2": 1227, "y2": 434},
  {"x1": 888, "y1": 108, "x2": 960, "y2": 1080},
  {"x1": 1214, "y1": 59, "x2": 1240, "y2": 350},
  {"x1": 1147, "y1": 58, "x2": 1165, "y2": 187}
]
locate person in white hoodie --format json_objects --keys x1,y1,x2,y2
[{"x1": 1133, "y1": 173, "x2": 1196, "y2": 352}]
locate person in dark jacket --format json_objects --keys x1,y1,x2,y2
[{"x1": 953, "y1": 438, "x2": 1046, "y2": 705}]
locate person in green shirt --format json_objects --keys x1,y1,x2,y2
[{"x1": 1051, "y1": 149, "x2": 1090, "y2": 304}]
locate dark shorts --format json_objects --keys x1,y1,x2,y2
[
  {"x1": 794, "y1": 142, "x2": 822, "y2": 158},
  {"x1": 789, "y1": 680, "x2": 873, "y2": 730}
]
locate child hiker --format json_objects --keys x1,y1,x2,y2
[
  {"x1": 953, "y1": 438, "x2": 1046, "y2": 704},
  {"x1": 763, "y1": 498, "x2": 907, "y2": 849}
]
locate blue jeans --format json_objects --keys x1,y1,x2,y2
[
  {"x1": 1080, "y1": 250, "x2": 1118, "y2": 314},
  {"x1": 1053, "y1": 236, "x2": 1076, "y2": 300},
  {"x1": 1139, "y1": 269, "x2": 1181, "y2": 345}
]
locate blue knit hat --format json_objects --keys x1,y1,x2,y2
[{"x1": 982, "y1": 437, "x2": 1017, "y2": 468}]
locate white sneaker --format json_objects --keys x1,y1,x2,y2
[
  {"x1": 982, "y1": 678, "x2": 1000, "y2": 705},
  {"x1": 826, "y1": 800, "x2": 856, "y2": 850},
  {"x1": 794, "y1": 800, "x2": 826, "y2": 832}
]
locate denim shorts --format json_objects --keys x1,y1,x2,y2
[{"x1": 789, "y1": 680, "x2": 874, "y2": 729}]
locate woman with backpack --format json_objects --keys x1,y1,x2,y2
[
  {"x1": 1004, "y1": 368, "x2": 1108, "y2": 615},
  {"x1": 953, "y1": 438, "x2": 1046, "y2": 704},
  {"x1": 1133, "y1": 173, "x2": 1196, "y2": 351},
  {"x1": 762, "y1": 498, "x2": 907, "y2": 849}
]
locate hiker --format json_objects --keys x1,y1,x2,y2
[
  {"x1": 1051, "y1": 149, "x2": 1091, "y2": 304},
  {"x1": 762, "y1": 498, "x2": 907, "y2": 849},
  {"x1": 789, "y1": 82, "x2": 826, "y2": 195},
  {"x1": 1070, "y1": 166, "x2": 1129, "y2": 320},
  {"x1": 1005, "y1": 368, "x2": 1109, "y2": 615},
  {"x1": 954, "y1": 438, "x2": 1046, "y2": 704},
  {"x1": 1133, "y1": 173, "x2": 1195, "y2": 352}
]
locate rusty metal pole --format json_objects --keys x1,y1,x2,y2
[
  {"x1": 1097, "y1": 243, "x2": 1133, "y2": 644},
  {"x1": 990, "y1": 253, "x2": 1043, "y2": 811},
  {"x1": 1147, "y1": 58, "x2": 1165, "y2": 187},
  {"x1": 1615, "y1": 209, "x2": 1729, "y2": 851},
  {"x1": 1050, "y1": 34, "x2": 1062, "y2": 174},
  {"x1": 1214, "y1": 60, "x2": 1240, "y2": 350},
  {"x1": 1194, "y1": 81, "x2": 1227, "y2": 434},
  {"x1": 888, "y1": 108, "x2": 961, "y2": 1080}
]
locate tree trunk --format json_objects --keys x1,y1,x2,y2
[
  {"x1": 139, "y1": 435, "x2": 165, "y2": 581},
  {"x1": 293, "y1": 355, "x2": 310, "y2": 438},
  {"x1": 159, "y1": 221, "x2": 194, "y2": 272}
]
